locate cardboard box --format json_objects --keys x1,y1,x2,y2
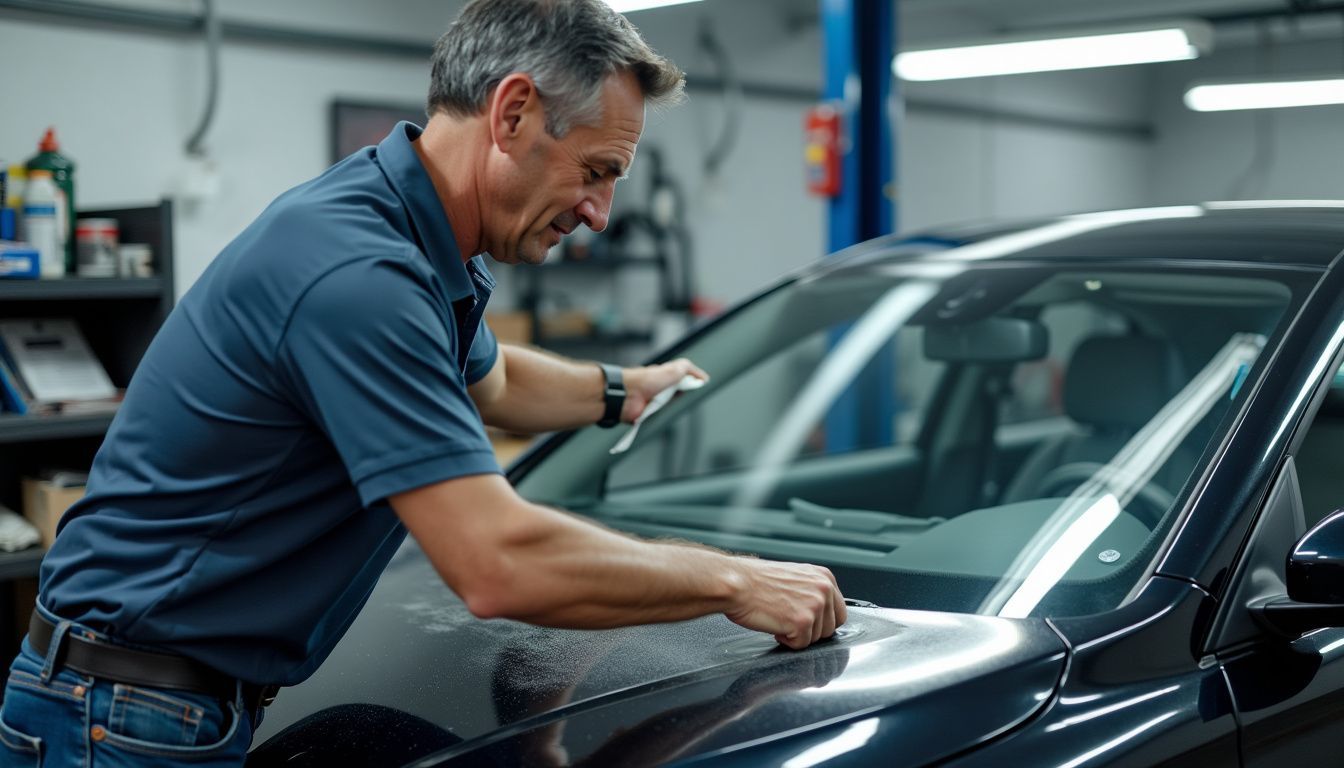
[
  {"x1": 485, "y1": 311, "x2": 533, "y2": 346},
  {"x1": 487, "y1": 428, "x2": 534, "y2": 466},
  {"x1": 538, "y1": 310, "x2": 592, "y2": 339},
  {"x1": 21, "y1": 478, "x2": 85, "y2": 547},
  {"x1": 0, "y1": 243, "x2": 40, "y2": 279}
]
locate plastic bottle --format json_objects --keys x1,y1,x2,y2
[
  {"x1": 6, "y1": 165, "x2": 26, "y2": 241},
  {"x1": 26, "y1": 127, "x2": 76, "y2": 272},
  {"x1": 23, "y1": 170, "x2": 64, "y2": 278}
]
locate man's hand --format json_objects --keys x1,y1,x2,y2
[
  {"x1": 621, "y1": 358, "x2": 709, "y2": 423},
  {"x1": 723, "y1": 558, "x2": 847, "y2": 650}
]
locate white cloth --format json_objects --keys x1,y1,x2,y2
[
  {"x1": 0, "y1": 507, "x2": 40, "y2": 552},
  {"x1": 609, "y1": 375, "x2": 706, "y2": 455}
]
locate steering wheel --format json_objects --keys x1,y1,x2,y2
[{"x1": 1033, "y1": 461, "x2": 1175, "y2": 530}]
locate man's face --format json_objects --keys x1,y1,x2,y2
[{"x1": 487, "y1": 71, "x2": 644, "y2": 265}]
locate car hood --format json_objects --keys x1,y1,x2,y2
[{"x1": 252, "y1": 541, "x2": 1067, "y2": 767}]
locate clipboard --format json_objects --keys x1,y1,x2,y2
[{"x1": 0, "y1": 319, "x2": 116, "y2": 404}]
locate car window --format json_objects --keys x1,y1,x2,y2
[
  {"x1": 516, "y1": 261, "x2": 1302, "y2": 620},
  {"x1": 1294, "y1": 361, "x2": 1344, "y2": 527},
  {"x1": 608, "y1": 326, "x2": 942, "y2": 490}
]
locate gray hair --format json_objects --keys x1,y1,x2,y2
[{"x1": 427, "y1": 0, "x2": 685, "y2": 137}]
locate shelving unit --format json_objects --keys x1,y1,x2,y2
[
  {"x1": 0, "y1": 278, "x2": 165, "y2": 301},
  {"x1": 0, "y1": 199, "x2": 174, "y2": 661},
  {"x1": 517, "y1": 252, "x2": 678, "y2": 359},
  {"x1": 0, "y1": 412, "x2": 117, "y2": 444}
]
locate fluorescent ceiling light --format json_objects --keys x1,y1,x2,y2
[
  {"x1": 1203, "y1": 200, "x2": 1344, "y2": 209},
  {"x1": 895, "y1": 20, "x2": 1212, "y2": 81},
  {"x1": 605, "y1": 0, "x2": 701, "y2": 12},
  {"x1": 1185, "y1": 75, "x2": 1344, "y2": 111}
]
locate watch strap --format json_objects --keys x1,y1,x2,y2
[{"x1": 597, "y1": 363, "x2": 625, "y2": 428}]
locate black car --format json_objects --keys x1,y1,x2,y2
[{"x1": 249, "y1": 202, "x2": 1344, "y2": 767}]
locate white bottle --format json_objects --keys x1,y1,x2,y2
[{"x1": 23, "y1": 169, "x2": 63, "y2": 278}]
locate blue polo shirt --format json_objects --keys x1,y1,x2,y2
[{"x1": 38, "y1": 122, "x2": 501, "y2": 685}]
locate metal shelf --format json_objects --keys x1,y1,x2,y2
[
  {"x1": 0, "y1": 278, "x2": 165, "y2": 301},
  {"x1": 0, "y1": 412, "x2": 116, "y2": 444},
  {"x1": 542, "y1": 330, "x2": 655, "y2": 348},
  {"x1": 0, "y1": 547, "x2": 44, "y2": 580},
  {"x1": 536, "y1": 256, "x2": 664, "y2": 271}
]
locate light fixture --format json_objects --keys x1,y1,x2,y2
[
  {"x1": 1185, "y1": 74, "x2": 1344, "y2": 111},
  {"x1": 894, "y1": 20, "x2": 1213, "y2": 81},
  {"x1": 604, "y1": 0, "x2": 701, "y2": 12}
]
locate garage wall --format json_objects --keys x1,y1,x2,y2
[
  {"x1": 2, "y1": 0, "x2": 1155, "y2": 309},
  {"x1": 0, "y1": 5, "x2": 433, "y2": 298},
  {"x1": 1149, "y1": 32, "x2": 1344, "y2": 204},
  {"x1": 900, "y1": 67, "x2": 1154, "y2": 231}
]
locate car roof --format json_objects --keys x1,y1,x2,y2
[{"x1": 832, "y1": 202, "x2": 1344, "y2": 272}]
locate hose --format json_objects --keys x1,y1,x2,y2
[{"x1": 184, "y1": 0, "x2": 221, "y2": 157}]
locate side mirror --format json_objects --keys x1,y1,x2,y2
[{"x1": 1252, "y1": 509, "x2": 1344, "y2": 638}]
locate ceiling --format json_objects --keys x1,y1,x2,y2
[
  {"x1": 766, "y1": 0, "x2": 1344, "y2": 47},
  {"x1": 898, "y1": 0, "x2": 1343, "y2": 30}
]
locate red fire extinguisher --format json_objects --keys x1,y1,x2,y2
[{"x1": 804, "y1": 104, "x2": 842, "y2": 198}]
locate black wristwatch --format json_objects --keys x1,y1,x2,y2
[{"x1": 597, "y1": 363, "x2": 626, "y2": 428}]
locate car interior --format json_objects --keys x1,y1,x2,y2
[{"x1": 515, "y1": 263, "x2": 1301, "y2": 618}]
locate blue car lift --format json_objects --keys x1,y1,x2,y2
[{"x1": 823, "y1": 0, "x2": 898, "y2": 453}]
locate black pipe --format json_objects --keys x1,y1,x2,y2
[
  {"x1": 0, "y1": 0, "x2": 1155, "y2": 140},
  {"x1": 1208, "y1": 0, "x2": 1344, "y2": 24},
  {"x1": 0, "y1": 0, "x2": 429, "y2": 58},
  {"x1": 183, "y1": 0, "x2": 221, "y2": 157},
  {"x1": 7, "y1": 0, "x2": 1344, "y2": 60}
]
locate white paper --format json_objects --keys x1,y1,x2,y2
[
  {"x1": 0, "y1": 319, "x2": 117, "y2": 403},
  {"x1": 609, "y1": 375, "x2": 705, "y2": 455}
]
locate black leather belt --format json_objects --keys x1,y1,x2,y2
[{"x1": 28, "y1": 612, "x2": 279, "y2": 712}]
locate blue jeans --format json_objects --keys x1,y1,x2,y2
[{"x1": 0, "y1": 608, "x2": 256, "y2": 767}]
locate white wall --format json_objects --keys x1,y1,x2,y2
[
  {"x1": 1149, "y1": 33, "x2": 1344, "y2": 204},
  {"x1": 900, "y1": 67, "x2": 1154, "y2": 230},
  {"x1": 1, "y1": 0, "x2": 1159, "y2": 310}
]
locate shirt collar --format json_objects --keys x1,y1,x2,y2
[{"x1": 375, "y1": 121, "x2": 484, "y2": 301}]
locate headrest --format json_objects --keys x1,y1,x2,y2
[{"x1": 1064, "y1": 336, "x2": 1183, "y2": 430}]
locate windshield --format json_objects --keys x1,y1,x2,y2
[{"x1": 515, "y1": 258, "x2": 1304, "y2": 619}]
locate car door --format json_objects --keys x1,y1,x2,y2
[{"x1": 1209, "y1": 352, "x2": 1344, "y2": 765}]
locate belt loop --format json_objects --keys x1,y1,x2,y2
[{"x1": 40, "y1": 620, "x2": 72, "y2": 684}]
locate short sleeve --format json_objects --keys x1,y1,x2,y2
[
  {"x1": 464, "y1": 319, "x2": 498, "y2": 386},
  {"x1": 276, "y1": 259, "x2": 500, "y2": 506}
]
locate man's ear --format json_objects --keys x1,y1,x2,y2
[{"x1": 488, "y1": 73, "x2": 543, "y2": 153}]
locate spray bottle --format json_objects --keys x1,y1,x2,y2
[
  {"x1": 23, "y1": 170, "x2": 63, "y2": 278},
  {"x1": 26, "y1": 128, "x2": 76, "y2": 272}
]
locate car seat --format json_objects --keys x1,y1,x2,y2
[{"x1": 1001, "y1": 335, "x2": 1190, "y2": 504}]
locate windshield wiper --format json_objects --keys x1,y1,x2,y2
[{"x1": 789, "y1": 498, "x2": 943, "y2": 533}]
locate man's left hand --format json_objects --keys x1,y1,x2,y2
[{"x1": 620, "y1": 358, "x2": 709, "y2": 423}]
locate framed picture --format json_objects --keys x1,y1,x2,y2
[{"x1": 329, "y1": 100, "x2": 426, "y2": 164}]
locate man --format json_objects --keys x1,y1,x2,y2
[{"x1": 0, "y1": 1, "x2": 845, "y2": 764}]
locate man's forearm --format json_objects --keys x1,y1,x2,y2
[
  {"x1": 397, "y1": 475, "x2": 744, "y2": 626},
  {"x1": 477, "y1": 344, "x2": 605, "y2": 432},
  {"x1": 473, "y1": 503, "x2": 747, "y2": 628}
]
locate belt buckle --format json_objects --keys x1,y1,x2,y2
[{"x1": 249, "y1": 684, "x2": 280, "y2": 710}]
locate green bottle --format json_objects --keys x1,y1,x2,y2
[{"x1": 26, "y1": 127, "x2": 76, "y2": 272}]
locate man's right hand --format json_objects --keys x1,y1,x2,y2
[{"x1": 723, "y1": 559, "x2": 847, "y2": 650}]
